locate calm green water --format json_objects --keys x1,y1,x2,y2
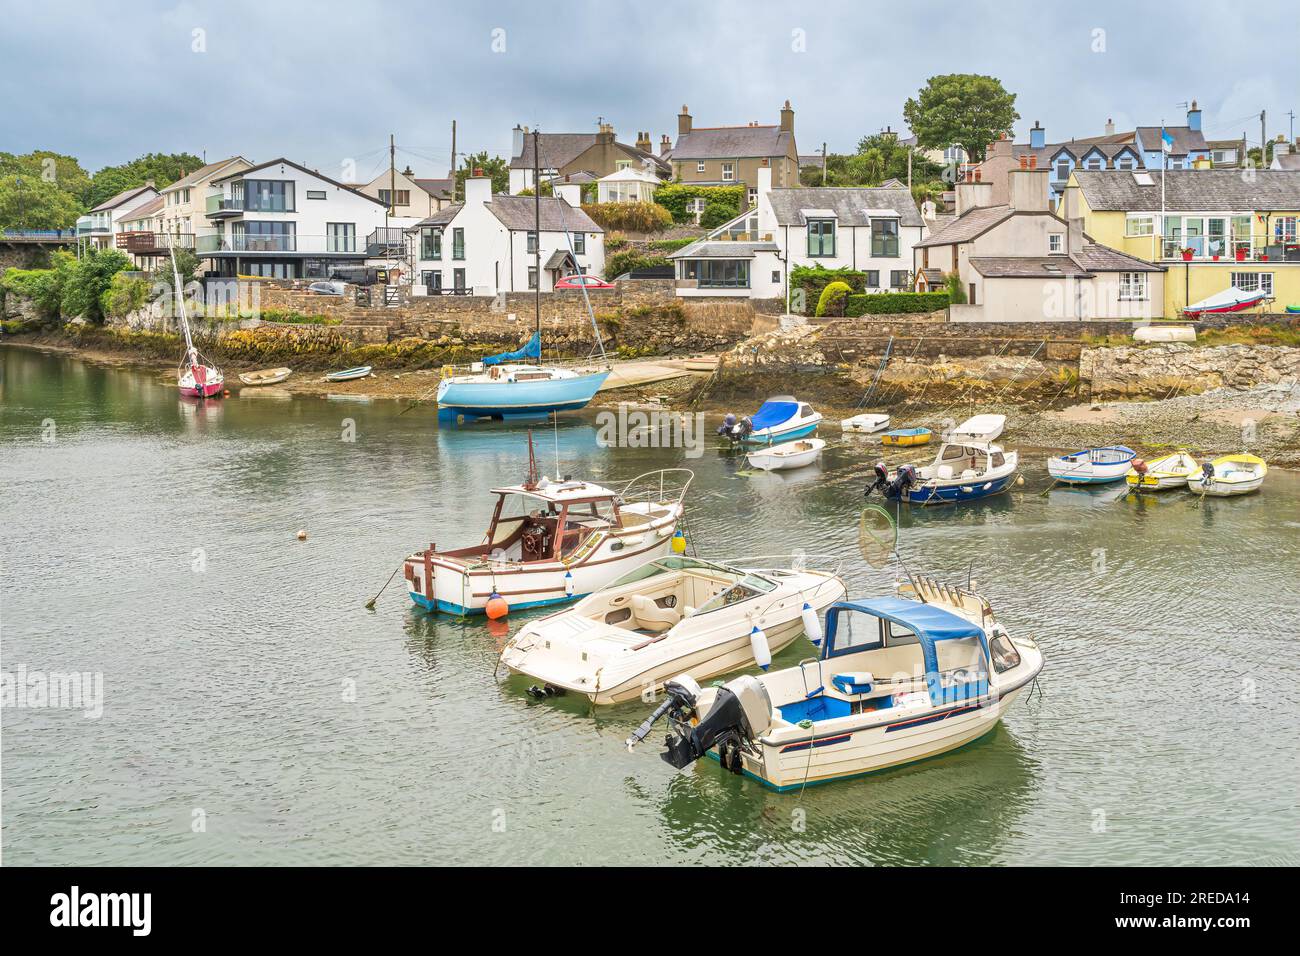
[{"x1": 2, "y1": 344, "x2": 1298, "y2": 866}]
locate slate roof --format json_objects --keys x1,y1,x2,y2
[
  {"x1": 413, "y1": 177, "x2": 454, "y2": 200},
  {"x1": 969, "y1": 256, "x2": 1094, "y2": 278},
  {"x1": 798, "y1": 154, "x2": 825, "y2": 168},
  {"x1": 1071, "y1": 242, "x2": 1164, "y2": 272},
  {"x1": 667, "y1": 240, "x2": 779, "y2": 259},
  {"x1": 1073, "y1": 169, "x2": 1300, "y2": 211},
  {"x1": 120, "y1": 195, "x2": 164, "y2": 221},
  {"x1": 673, "y1": 125, "x2": 793, "y2": 160},
  {"x1": 915, "y1": 204, "x2": 1015, "y2": 247},
  {"x1": 410, "y1": 203, "x2": 463, "y2": 229},
  {"x1": 89, "y1": 184, "x2": 156, "y2": 213},
  {"x1": 510, "y1": 133, "x2": 670, "y2": 175},
  {"x1": 1135, "y1": 126, "x2": 1209, "y2": 156},
  {"x1": 485, "y1": 195, "x2": 603, "y2": 233},
  {"x1": 210, "y1": 157, "x2": 388, "y2": 205},
  {"x1": 766, "y1": 186, "x2": 923, "y2": 227}
]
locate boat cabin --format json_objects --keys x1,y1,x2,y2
[
  {"x1": 590, "y1": 557, "x2": 780, "y2": 634},
  {"x1": 918, "y1": 442, "x2": 1009, "y2": 481}
]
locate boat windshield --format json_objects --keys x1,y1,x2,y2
[
  {"x1": 694, "y1": 573, "x2": 777, "y2": 614},
  {"x1": 608, "y1": 555, "x2": 735, "y2": 589}
]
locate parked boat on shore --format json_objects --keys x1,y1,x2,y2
[
  {"x1": 627, "y1": 574, "x2": 1043, "y2": 790},
  {"x1": 881, "y1": 427, "x2": 931, "y2": 447},
  {"x1": 238, "y1": 367, "x2": 292, "y2": 386},
  {"x1": 1187, "y1": 454, "x2": 1267, "y2": 497},
  {"x1": 866, "y1": 441, "x2": 1018, "y2": 505},
  {"x1": 501, "y1": 555, "x2": 846, "y2": 704},
  {"x1": 949, "y1": 413, "x2": 1005, "y2": 443},
  {"x1": 1047, "y1": 446, "x2": 1137, "y2": 484},
  {"x1": 720, "y1": 397, "x2": 822, "y2": 445},
  {"x1": 1126, "y1": 452, "x2": 1199, "y2": 491},
  {"x1": 325, "y1": 366, "x2": 372, "y2": 382},
  {"x1": 841, "y1": 412, "x2": 890, "y2": 434},
  {"x1": 404, "y1": 437, "x2": 693, "y2": 615},
  {"x1": 745, "y1": 438, "x2": 825, "y2": 472}
]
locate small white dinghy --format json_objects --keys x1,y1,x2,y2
[
  {"x1": 841, "y1": 412, "x2": 891, "y2": 434},
  {"x1": 238, "y1": 367, "x2": 292, "y2": 386},
  {"x1": 950, "y1": 413, "x2": 1005, "y2": 442},
  {"x1": 1188, "y1": 455, "x2": 1267, "y2": 497},
  {"x1": 1047, "y1": 445, "x2": 1137, "y2": 484},
  {"x1": 746, "y1": 438, "x2": 825, "y2": 472}
]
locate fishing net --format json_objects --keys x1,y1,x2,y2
[{"x1": 858, "y1": 505, "x2": 898, "y2": 568}]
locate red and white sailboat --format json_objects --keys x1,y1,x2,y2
[{"x1": 167, "y1": 238, "x2": 224, "y2": 399}]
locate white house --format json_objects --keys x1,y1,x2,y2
[
  {"x1": 114, "y1": 156, "x2": 251, "y2": 268},
  {"x1": 669, "y1": 166, "x2": 927, "y2": 303},
  {"x1": 76, "y1": 184, "x2": 159, "y2": 252},
  {"x1": 199, "y1": 158, "x2": 406, "y2": 279},
  {"x1": 408, "y1": 173, "x2": 604, "y2": 296}
]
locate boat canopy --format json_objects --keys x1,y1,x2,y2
[
  {"x1": 821, "y1": 596, "x2": 991, "y2": 707},
  {"x1": 750, "y1": 400, "x2": 798, "y2": 430},
  {"x1": 483, "y1": 331, "x2": 541, "y2": 367}
]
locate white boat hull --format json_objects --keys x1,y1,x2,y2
[
  {"x1": 949, "y1": 414, "x2": 1005, "y2": 443},
  {"x1": 746, "y1": 438, "x2": 825, "y2": 472},
  {"x1": 841, "y1": 413, "x2": 890, "y2": 434},
  {"x1": 1188, "y1": 475, "x2": 1264, "y2": 496}
]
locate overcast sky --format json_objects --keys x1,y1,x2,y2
[{"x1": 2, "y1": 0, "x2": 1296, "y2": 178}]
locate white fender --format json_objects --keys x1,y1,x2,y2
[
  {"x1": 800, "y1": 602, "x2": 823, "y2": 646},
  {"x1": 564, "y1": 570, "x2": 574, "y2": 596},
  {"x1": 749, "y1": 624, "x2": 771, "y2": 671}
]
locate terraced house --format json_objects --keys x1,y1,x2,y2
[
  {"x1": 1064, "y1": 168, "x2": 1300, "y2": 315},
  {"x1": 669, "y1": 102, "x2": 800, "y2": 209},
  {"x1": 115, "y1": 156, "x2": 250, "y2": 268}
]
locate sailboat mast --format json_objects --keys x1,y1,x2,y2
[
  {"x1": 533, "y1": 127, "x2": 542, "y2": 363},
  {"x1": 167, "y1": 236, "x2": 195, "y2": 357}
]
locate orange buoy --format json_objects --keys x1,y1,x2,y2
[{"x1": 485, "y1": 591, "x2": 509, "y2": 620}]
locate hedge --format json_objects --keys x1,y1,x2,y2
[
  {"x1": 815, "y1": 281, "x2": 853, "y2": 317},
  {"x1": 653, "y1": 184, "x2": 746, "y2": 223},
  {"x1": 604, "y1": 250, "x2": 670, "y2": 279},
  {"x1": 581, "y1": 201, "x2": 673, "y2": 233},
  {"x1": 844, "y1": 292, "x2": 950, "y2": 316},
  {"x1": 790, "y1": 264, "x2": 868, "y2": 301}
]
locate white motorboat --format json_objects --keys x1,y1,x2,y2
[
  {"x1": 1187, "y1": 454, "x2": 1267, "y2": 497},
  {"x1": 949, "y1": 413, "x2": 1005, "y2": 443},
  {"x1": 1047, "y1": 446, "x2": 1137, "y2": 484},
  {"x1": 865, "y1": 441, "x2": 1019, "y2": 505},
  {"x1": 501, "y1": 555, "x2": 846, "y2": 704},
  {"x1": 720, "y1": 397, "x2": 823, "y2": 445},
  {"x1": 745, "y1": 438, "x2": 825, "y2": 472},
  {"x1": 841, "y1": 413, "x2": 891, "y2": 434},
  {"x1": 629, "y1": 574, "x2": 1043, "y2": 791},
  {"x1": 1126, "y1": 451, "x2": 1199, "y2": 491},
  {"x1": 404, "y1": 436, "x2": 693, "y2": 615}
]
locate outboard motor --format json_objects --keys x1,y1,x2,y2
[
  {"x1": 880, "y1": 464, "x2": 918, "y2": 500},
  {"x1": 864, "y1": 461, "x2": 890, "y2": 497},
  {"x1": 1132, "y1": 458, "x2": 1148, "y2": 476},
  {"x1": 1200, "y1": 461, "x2": 1215, "y2": 484},
  {"x1": 627, "y1": 673, "x2": 774, "y2": 774},
  {"x1": 715, "y1": 412, "x2": 737, "y2": 438},
  {"x1": 731, "y1": 416, "x2": 754, "y2": 442}
]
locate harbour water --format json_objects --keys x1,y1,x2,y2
[{"x1": 3, "y1": 344, "x2": 1298, "y2": 866}]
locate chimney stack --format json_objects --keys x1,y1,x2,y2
[
  {"x1": 635, "y1": 131, "x2": 651, "y2": 153},
  {"x1": 779, "y1": 99, "x2": 794, "y2": 133},
  {"x1": 1009, "y1": 167, "x2": 1050, "y2": 212},
  {"x1": 1105, "y1": 118, "x2": 1115, "y2": 136},
  {"x1": 660, "y1": 134, "x2": 672, "y2": 156},
  {"x1": 596, "y1": 123, "x2": 615, "y2": 145},
  {"x1": 955, "y1": 180, "x2": 993, "y2": 216},
  {"x1": 465, "y1": 167, "x2": 492, "y2": 205},
  {"x1": 1187, "y1": 99, "x2": 1202, "y2": 132},
  {"x1": 1029, "y1": 121, "x2": 1045, "y2": 150},
  {"x1": 678, "y1": 105, "x2": 692, "y2": 136}
]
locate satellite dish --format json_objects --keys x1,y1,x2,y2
[{"x1": 858, "y1": 505, "x2": 898, "y2": 569}]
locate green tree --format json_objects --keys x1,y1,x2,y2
[
  {"x1": 815, "y1": 280, "x2": 853, "y2": 317},
  {"x1": 454, "y1": 151, "x2": 510, "y2": 198},
  {"x1": 0, "y1": 151, "x2": 93, "y2": 207},
  {"x1": 903, "y1": 74, "x2": 1019, "y2": 163},
  {"x1": 61, "y1": 247, "x2": 132, "y2": 324},
  {"x1": 87, "y1": 152, "x2": 202, "y2": 207},
  {"x1": 0, "y1": 174, "x2": 83, "y2": 229}
]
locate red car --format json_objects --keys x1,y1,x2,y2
[{"x1": 554, "y1": 273, "x2": 614, "y2": 289}]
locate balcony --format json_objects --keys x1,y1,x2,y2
[
  {"x1": 76, "y1": 215, "x2": 111, "y2": 235},
  {"x1": 205, "y1": 193, "x2": 243, "y2": 218},
  {"x1": 195, "y1": 234, "x2": 371, "y2": 257},
  {"x1": 116, "y1": 231, "x2": 194, "y2": 254},
  {"x1": 366, "y1": 227, "x2": 406, "y2": 256},
  {"x1": 1161, "y1": 241, "x2": 1300, "y2": 263}
]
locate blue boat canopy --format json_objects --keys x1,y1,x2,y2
[
  {"x1": 483, "y1": 331, "x2": 541, "y2": 367},
  {"x1": 822, "y1": 596, "x2": 991, "y2": 707},
  {"x1": 749, "y1": 400, "x2": 798, "y2": 431}
]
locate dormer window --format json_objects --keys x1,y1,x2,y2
[
  {"x1": 1054, "y1": 157, "x2": 1071, "y2": 180},
  {"x1": 1084, "y1": 155, "x2": 1103, "y2": 170}
]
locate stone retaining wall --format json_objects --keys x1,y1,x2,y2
[{"x1": 1081, "y1": 343, "x2": 1300, "y2": 398}]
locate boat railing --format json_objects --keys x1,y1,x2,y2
[
  {"x1": 617, "y1": 468, "x2": 695, "y2": 508},
  {"x1": 440, "y1": 355, "x2": 612, "y2": 378},
  {"x1": 723, "y1": 552, "x2": 846, "y2": 581}
]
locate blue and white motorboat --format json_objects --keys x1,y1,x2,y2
[
  {"x1": 1047, "y1": 445, "x2": 1137, "y2": 484},
  {"x1": 866, "y1": 440, "x2": 1019, "y2": 504},
  {"x1": 436, "y1": 332, "x2": 610, "y2": 420},
  {"x1": 720, "y1": 396, "x2": 823, "y2": 445},
  {"x1": 629, "y1": 573, "x2": 1043, "y2": 790}
]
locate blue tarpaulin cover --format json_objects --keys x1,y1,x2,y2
[
  {"x1": 749, "y1": 400, "x2": 798, "y2": 431},
  {"x1": 483, "y1": 331, "x2": 541, "y2": 366}
]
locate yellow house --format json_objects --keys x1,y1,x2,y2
[{"x1": 1064, "y1": 169, "x2": 1300, "y2": 315}]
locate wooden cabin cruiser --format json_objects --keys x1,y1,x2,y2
[
  {"x1": 629, "y1": 576, "x2": 1043, "y2": 791},
  {"x1": 1047, "y1": 446, "x2": 1137, "y2": 484},
  {"x1": 1187, "y1": 454, "x2": 1267, "y2": 497},
  {"x1": 719, "y1": 397, "x2": 822, "y2": 445},
  {"x1": 1126, "y1": 452, "x2": 1199, "y2": 491},
  {"x1": 501, "y1": 555, "x2": 846, "y2": 704},
  {"x1": 405, "y1": 459, "x2": 692, "y2": 616},
  {"x1": 866, "y1": 441, "x2": 1018, "y2": 505}
]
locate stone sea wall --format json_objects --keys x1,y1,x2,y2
[{"x1": 1081, "y1": 343, "x2": 1300, "y2": 398}]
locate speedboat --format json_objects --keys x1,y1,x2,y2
[
  {"x1": 1047, "y1": 446, "x2": 1137, "y2": 484},
  {"x1": 720, "y1": 397, "x2": 822, "y2": 445},
  {"x1": 1126, "y1": 451, "x2": 1199, "y2": 491},
  {"x1": 404, "y1": 436, "x2": 693, "y2": 615},
  {"x1": 881, "y1": 427, "x2": 931, "y2": 447},
  {"x1": 436, "y1": 331, "x2": 609, "y2": 420},
  {"x1": 501, "y1": 555, "x2": 846, "y2": 704},
  {"x1": 1187, "y1": 454, "x2": 1267, "y2": 497},
  {"x1": 745, "y1": 438, "x2": 825, "y2": 472},
  {"x1": 841, "y1": 413, "x2": 890, "y2": 434},
  {"x1": 866, "y1": 441, "x2": 1018, "y2": 505},
  {"x1": 1183, "y1": 286, "x2": 1269, "y2": 317},
  {"x1": 949, "y1": 413, "x2": 1005, "y2": 443},
  {"x1": 628, "y1": 574, "x2": 1043, "y2": 790}
]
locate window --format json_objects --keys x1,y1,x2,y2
[
  {"x1": 1232, "y1": 272, "x2": 1273, "y2": 295},
  {"x1": 807, "y1": 219, "x2": 835, "y2": 257},
  {"x1": 748, "y1": 187, "x2": 758, "y2": 206},
  {"x1": 243, "y1": 179, "x2": 294, "y2": 212},
  {"x1": 1125, "y1": 215, "x2": 1154, "y2": 237},
  {"x1": 421, "y1": 228, "x2": 442, "y2": 260},
  {"x1": 890, "y1": 270, "x2": 908, "y2": 289},
  {"x1": 771, "y1": 270, "x2": 780, "y2": 283},
  {"x1": 1084, "y1": 155, "x2": 1103, "y2": 170},
  {"x1": 870, "y1": 218, "x2": 899, "y2": 257},
  {"x1": 1048, "y1": 233, "x2": 1064, "y2": 254},
  {"x1": 526, "y1": 231, "x2": 537, "y2": 254},
  {"x1": 326, "y1": 222, "x2": 356, "y2": 253},
  {"x1": 1116, "y1": 155, "x2": 1136, "y2": 171},
  {"x1": 235, "y1": 220, "x2": 294, "y2": 251},
  {"x1": 616, "y1": 160, "x2": 632, "y2": 171},
  {"x1": 1274, "y1": 216, "x2": 1297, "y2": 244},
  {"x1": 452, "y1": 227, "x2": 465, "y2": 260},
  {"x1": 1232, "y1": 215, "x2": 1254, "y2": 257},
  {"x1": 696, "y1": 161, "x2": 705, "y2": 173},
  {"x1": 306, "y1": 190, "x2": 327, "y2": 200},
  {"x1": 528, "y1": 266, "x2": 538, "y2": 290},
  {"x1": 1054, "y1": 157, "x2": 1071, "y2": 180},
  {"x1": 682, "y1": 259, "x2": 749, "y2": 288},
  {"x1": 1118, "y1": 272, "x2": 1148, "y2": 301},
  {"x1": 721, "y1": 163, "x2": 734, "y2": 181},
  {"x1": 182, "y1": 188, "x2": 191, "y2": 202},
  {"x1": 422, "y1": 270, "x2": 442, "y2": 291},
  {"x1": 865, "y1": 270, "x2": 880, "y2": 288},
  {"x1": 453, "y1": 268, "x2": 466, "y2": 290},
  {"x1": 572, "y1": 232, "x2": 585, "y2": 255},
  {"x1": 1212, "y1": 148, "x2": 1237, "y2": 165},
  {"x1": 378, "y1": 189, "x2": 410, "y2": 207},
  {"x1": 968, "y1": 282, "x2": 977, "y2": 305},
  {"x1": 989, "y1": 631, "x2": 1021, "y2": 673}
]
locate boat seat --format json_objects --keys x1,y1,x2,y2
[
  {"x1": 960, "y1": 468, "x2": 978, "y2": 480},
  {"x1": 831, "y1": 672, "x2": 875, "y2": 697},
  {"x1": 629, "y1": 594, "x2": 680, "y2": 632}
]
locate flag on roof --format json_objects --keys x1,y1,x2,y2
[{"x1": 1161, "y1": 128, "x2": 1175, "y2": 153}]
